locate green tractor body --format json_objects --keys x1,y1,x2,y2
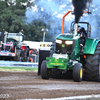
[
  {"x1": 84, "y1": 38, "x2": 99, "y2": 54},
  {"x1": 45, "y1": 33, "x2": 99, "y2": 71},
  {"x1": 40, "y1": 11, "x2": 100, "y2": 82},
  {"x1": 46, "y1": 33, "x2": 79, "y2": 71}
]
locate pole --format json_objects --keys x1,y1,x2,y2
[{"x1": 43, "y1": 32, "x2": 45, "y2": 42}]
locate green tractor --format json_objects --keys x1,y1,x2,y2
[{"x1": 39, "y1": 11, "x2": 100, "y2": 82}]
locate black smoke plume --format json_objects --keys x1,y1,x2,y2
[{"x1": 72, "y1": 0, "x2": 92, "y2": 23}]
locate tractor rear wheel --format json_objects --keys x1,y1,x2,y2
[
  {"x1": 14, "y1": 49, "x2": 21, "y2": 61},
  {"x1": 23, "y1": 48, "x2": 29, "y2": 62},
  {"x1": 73, "y1": 63, "x2": 83, "y2": 82},
  {"x1": 41, "y1": 60, "x2": 51, "y2": 79},
  {"x1": 85, "y1": 43, "x2": 100, "y2": 82},
  {"x1": 20, "y1": 51, "x2": 25, "y2": 62},
  {"x1": 20, "y1": 48, "x2": 29, "y2": 62}
]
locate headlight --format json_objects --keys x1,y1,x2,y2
[
  {"x1": 55, "y1": 39, "x2": 62, "y2": 44},
  {"x1": 65, "y1": 41, "x2": 73, "y2": 45}
]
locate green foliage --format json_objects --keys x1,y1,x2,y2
[
  {"x1": 0, "y1": 0, "x2": 50, "y2": 41},
  {"x1": 27, "y1": 20, "x2": 49, "y2": 41},
  {"x1": 0, "y1": 0, "x2": 29, "y2": 32}
]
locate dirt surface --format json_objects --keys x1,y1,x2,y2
[{"x1": 0, "y1": 71, "x2": 100, "y2": 100}]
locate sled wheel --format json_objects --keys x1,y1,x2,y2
[
  {"x1": 41, "y1": 60, "x2": 51, "y2": 79},
  {"x1": 73, "y1": 63, "x2": 83, "y2": 82}
]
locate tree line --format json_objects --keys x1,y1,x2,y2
[
  {"x1": 0, "y1": 0, "x2": 52, "y2": 42},
  {"x1": 0, "y1": 0, "x2": 100, "y2": 41}
]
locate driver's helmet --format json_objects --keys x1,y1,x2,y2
[
  {"x1": 78, "y1": 26, "x2": 87, "y2": 38},
  {"x1": 78, "y1": 26, "x2": 82, "y2": 32}
]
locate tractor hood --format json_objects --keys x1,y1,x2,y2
[
  {"x1": 56, "y1": 33, "x2": 73, "y2": 40},
  {"x1": 56, "y1": 33, "x2": 80, "y2": 41},
  {"x1": 55, "y1": 33, "x2": 80, "y2": 55}
]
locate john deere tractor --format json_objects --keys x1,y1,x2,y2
[{"x1": 39, "y1": 11, "x2": 100, "y2": 82}]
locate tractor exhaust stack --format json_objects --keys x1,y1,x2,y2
[{"x1": 74, "y1": 23, "x2": 78, "y2": 36}]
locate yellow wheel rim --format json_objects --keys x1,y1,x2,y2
[
  {"x1": 80, "y1": 67, "x2": 83, "y2": 78},
  {"x1": 48, "y1": 71, "x2": 50, "y2": 75}
]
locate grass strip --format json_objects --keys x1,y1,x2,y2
[{"x1": 0, "y1": 66, "x2": 38, "y2": 71}]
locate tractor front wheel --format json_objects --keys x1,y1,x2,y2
[
  {"x1": 73, "y1": 63, "x2": 83, "y2": 82},
  {"x1": 41, "y1": 60, "x2": 51, "y2": 79}
]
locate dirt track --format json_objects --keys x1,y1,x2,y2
[{"x1": 0, "y1": 71, "x2": 100, "y2": 100}]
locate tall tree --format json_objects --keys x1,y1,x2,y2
[
  {"x1": 0, "y1": 0, "x2": 31, "y2": 33},
  {"x1": 0, "y1": 0, "x2": 49, "y2": 41}
]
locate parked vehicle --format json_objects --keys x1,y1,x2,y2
[{"x1": 0, "y1": 31, "x2": 29, "y2": 62}]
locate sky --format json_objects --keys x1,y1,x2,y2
[
  {"x1": 25, "y1": 0, "x2": 100, "y2": 38},
  {"x1": 25, "y1": 0, "x2": 73, "y2": 36},
  {"x1": 26, "y1": 0, "x2": 73, "y2": 21}
]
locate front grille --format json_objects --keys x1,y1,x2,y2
[
  {"x1": 5, "y1": 46, "x2": 11, "y2": 51},
  {"x1": 56, "y1": 40, "x2": 74, "y2": 54}
]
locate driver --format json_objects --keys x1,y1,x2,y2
[
  {"x1": 78, "y1": 26, "x2": 87, "y2": 46},
  {"x1": 7, "y1": 38, "x2": 18, "y2": 47}
]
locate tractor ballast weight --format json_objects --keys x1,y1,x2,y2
[{"x1": 39, "y1": 11, "x2": 100, "y2": 82}]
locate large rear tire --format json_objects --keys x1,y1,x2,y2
[
  {"x1": 20, "y1": 51, "x2": 25, "y2": 62},
  {"x1": 14, "y1": 49, "x2": 21, "y2": 61},
  {"x1": 24, "y1": 48, "x2": 29, "y2": 62},
  {"x1": 73, "y1": 63, "x2": 83, "y2": 82},
  {"x1": 41, "y1": 60, "x2": 51, "y2": 79},
  {"x1": 85, "y1": 43, "x2": 100, "y2": 82},
  {"x1": 20, "y1": 48, "x2": 29, "y2": 62}
]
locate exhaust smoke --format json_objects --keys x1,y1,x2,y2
[
  {"x1": 72, "y1": 0, "x2": 92, "y2": 23},
  {"x1": 72, "y1": 0, "x2": 92, "y2": 36}
]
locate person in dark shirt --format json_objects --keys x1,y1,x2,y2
[{"x1": 78, "y1": 26, "x2": 87, "y2": 46}]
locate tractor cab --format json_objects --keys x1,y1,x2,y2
[
  {"x1": 3, "y1": 32, "x2": 24, "y2": 49},
  {"x1": 54, "y1": 21, "x2": 91, "y2": 58},
  {"x1": 70, "y1": 21, "x2": 91, "y2": 38}
]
